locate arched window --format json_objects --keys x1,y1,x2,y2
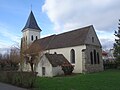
[
  {"x1": 31, "y1": 35, "x2": 33, "y2": 41},
  {"x1": 94, "y1": 50, "x2": 97, "y2": 64},
  {"x1": 90, "y1": 52, "x2": 93, "y2": 64},
  {"x1": 97, "y1": 52, "x2": 100, "y2": 64},
  {"x1": 70, "y1": 49, "x2": 75, "y2": 64},
  {"x1": 36, "y1": 36, "x2": 38, "y2": 40}
]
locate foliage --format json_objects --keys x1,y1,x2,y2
[
  {"x1": 35, "y1": 69, "x2": 120, "y2": 90},
  {"x1": 0, "y1": 71, "x2": 37, "y2": 88},
  {"x1": 114, "y1": 19, "x2": 120, "y2": 67},
  {"x1": 62, "y1": 65, "x2": 74, "y2": 75},
  {"x1": 103, "y1": 61, "x2": 117, "y2": 69}
]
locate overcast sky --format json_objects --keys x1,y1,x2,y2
[{"x1": 0, "y1": 0, "x2": 120, "y2": 53}]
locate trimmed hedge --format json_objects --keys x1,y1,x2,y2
[{"x1": 0, "y1": 71, "x2": 37, "y2": 88}]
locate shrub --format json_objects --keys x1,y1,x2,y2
[
  {"x1": 62, "y1": 65, "x2": 74, "y2": 75},
  {"x1": 0, "y1": 71, "x2": 37, "y2": 88},
  {"x1": 103, "y1": 61, "x2": 117, "y2": 69}
]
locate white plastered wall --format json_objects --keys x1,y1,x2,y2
[
  {"x1": 36, "y1": 55, "x2": 53, "y2": 77},
  {"x1": 22, "y1": 28, "x2": 40, "y2": 46},
  {"x1": 46, "y1": 45, "x2": 86, "y2": 73},
  {"x1": 36, "y1": 55, "x2": 64, "y2": 77}
]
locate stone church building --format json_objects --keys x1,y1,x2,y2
[{"x1": 21, "y1": 11, "x2": 103, "y2": 77}]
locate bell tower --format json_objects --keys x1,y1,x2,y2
[{"x1": 21, "y1": 11, "x2": 41, "y2": 50}]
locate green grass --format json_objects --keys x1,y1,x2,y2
[{"x1": 35, "y1": 69, "x2": 120, "y2": 90}]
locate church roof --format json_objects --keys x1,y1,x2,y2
[
  {"x1": 45, "y1": 53, "x2": 71, "y2": 67},
  {"x1": 22, "y1": 11, "x2": 41, "y2": 31},
  {"x1": 30, "y1": 25, "x2": 92, "y2": 50}
]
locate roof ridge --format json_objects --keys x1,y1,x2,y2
[
  {"x1": 39, "y1": 25, "x2": 92, "y2": 40},
  {"x1": 56, "y1": 25, "x2": 92, "y2": 36},
  {"x1": 27, "y1": 25, "x2": 98, "y2": 51},
  {"x1": 40, "y1": 34, "x2": 56, "y2": 40}
]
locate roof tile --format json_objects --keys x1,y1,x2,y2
[
  {"x1": 45, "y1": 53, "x2": 71, "y2": 67},
  {"x1": 32, "y1": 25, "x2": 91, "y2": 50}
]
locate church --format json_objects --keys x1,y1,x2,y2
[{"x1": 21, "y1": 11, "x2": 103, "y2": 77}]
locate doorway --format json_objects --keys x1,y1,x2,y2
[{"x1": 42, "y1": 67, "x2": 45, "y2": 76}]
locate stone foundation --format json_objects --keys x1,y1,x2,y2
[{"x1": 85, "y1": 64, "x2": 104, "y2": 73}]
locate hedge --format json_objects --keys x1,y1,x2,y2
[{"x1": 0, "y1": 71, "x2": 37, "y2": 88}]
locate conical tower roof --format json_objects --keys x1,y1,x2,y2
[{"x1": 22, "y1": 11, "x2": 41, "y2": 31}]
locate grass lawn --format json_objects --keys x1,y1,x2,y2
[{"x1": 35, "y1": 69, "x2": 120, "y2": 90}]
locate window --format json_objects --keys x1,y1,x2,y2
[
  {"x1": 97, "y1": 52, "x2": 100, "y2": 64},
  {"x1": 70, "y1": 49, "x2": 75, "y2": 64},
  {"x1": 26, "y1": 36, "x2": 27, "y2": 41},
  {"x1": 24, "y1": 37, "x2": 25, "y2": 42},
  {"x1": 94, "y1": 50, "x2": 97, "y2": 64},
  {"x1": 54, "y1": 52, "x2": 57, "y2": 54},
  {"x1": 90, "y1": 52, "x2": 93, "y2": 64},
  {"x1": 42, "y1": 67, "x2": 45, "y2": 76},
  {"x1": 31, "y1": 35, "x2": 33, "y2": 41},
  {"x1": 92, "y1": 37, "x2": 94, "y2": 43},
  {"x1": 36, "y1": 36, "x2": 38, "y2": 40}
]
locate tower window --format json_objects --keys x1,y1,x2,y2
[
  {"x1": 26, "y1": 36, "x2": 27, "y2": 41},
  {"x1": 36, "y1": 36, "x2": 38, "y2": 40},
  {"x1": 31, "y1": 35, "x2": 33, "y2": 41}
]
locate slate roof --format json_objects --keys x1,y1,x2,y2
[
  {"x1": 45, "y1": 53, "x2": 72, "y2": 67},
  {"x1": 30, "y1": 25, "x2": 92, "y2": 51},
  {"x1": 22, "y1": 11, "x2": 41, "y2": 31}
]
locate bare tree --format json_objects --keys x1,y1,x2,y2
[
  {"x1": 9, "y1": 47, "x2": 20, "y2": 69},
  {"x1": 0, "y1": 52, "x2": 9, "y2": 70},
  {"x1": 23, "y1": 42, "x2": 43, "y2": 72},
  {"x1": 3, "y1": 52, "x2": 10, "y2": 61}
]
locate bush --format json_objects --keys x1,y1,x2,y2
[
  {"x1": 0, "y1": 71, "x2": 37, "y2": 88},
  {"x1": 62, "y1": 65, "x2": 74, "y2": 75},
  {"x1": 103, "y1": 61, "x2": 117, "y2": 69}
]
